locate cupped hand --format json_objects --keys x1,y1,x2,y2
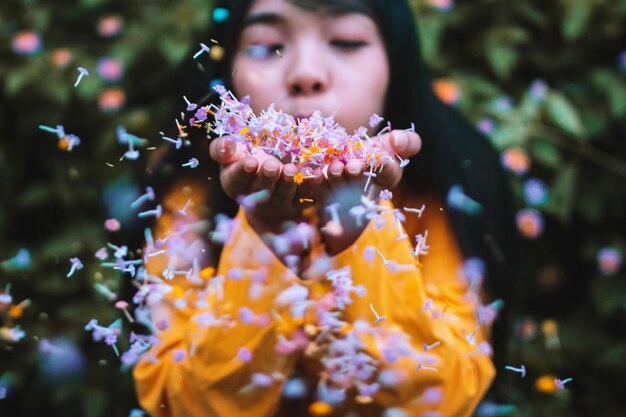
[
  {"x1": 312, "y1": 129, "x2": 421, "y2": 255},
  {"x1": 209, "y1": 136, "x2": 307, "y2": 234},
  {"x1": 209, "y1": 129, "x2": 421, "y2": 250}
]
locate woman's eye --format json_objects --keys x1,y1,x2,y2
[
  {"x1": 330, "y1": 40, "x2": 367, "y2": 49},
  {"x1": 244, "y1": 43, "x2": 284, "y2": 59}
]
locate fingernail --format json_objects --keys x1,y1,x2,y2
[
  {"x1": 264, "y1": 162, "x2": 279, "y2": 177},
  {"x1": 347, "y1": 161, "x2": 360, "y2": 174},
  {"x1": 394, "y1": 132, "x2": 408, "y2": 151},
  {"x1": 283, "y1": 166, "x2": 296, "y2": 178},
  {"x1": 243, "y1": 160, "x2": 257, "y2": 173},
  {"x1": 330, "y1": 165, "x2": 342, "y2": 176}
]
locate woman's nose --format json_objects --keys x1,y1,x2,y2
[{"x1": 286, "y1": 42, "x2": 329, "y2": 96}]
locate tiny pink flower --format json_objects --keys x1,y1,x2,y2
[
  {"x1": 172, "y1": 349, "x2": 186, "y2": 362},
  {"x1": 369, "y1": 113, "x2": 384, "y2": 128},
  {"x1": 501, "y1": 147, "x2": 530, "y2": 176},
  {"x1": 96, "y1": 57, "x2": 125, "y2": 83},
  {"x1": 12, "y1": 31, "x2": 42, "y2": 55},
  {"x1": 597, "y1": 246, "x2": 622, "y2": 276},
  {"x1": 51, "y1": 48, "x2": 73, "y2": 68},
  {"x1": 427, "y1": 0, "x2": 454, "y2": 11},
  {"x1": 98, "y1": 88, "x2": 126, "y2": 112},
  {"x1": 104, "y1": 218, "x2": 121, "y2": 232},
  {"x1": 97, "y1": 15, "x2": 124, "y2": 38},
  {"x1": 516, "y1": 208, "x2": 544, "y2": 239},
  {"x1": 237, "y1": 347, "x2": 252, "y2": 362}
]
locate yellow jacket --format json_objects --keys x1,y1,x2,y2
[{"x1": 133, "y1": 184, "x2": 495, "y2": 417}]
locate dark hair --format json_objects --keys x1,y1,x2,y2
[{"x1": 158, "y1": 0, "x2": 517, "y2": 395}]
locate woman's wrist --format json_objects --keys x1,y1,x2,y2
[{"x1": 319, "y1": 204, "x2": 368, "y2": 256}]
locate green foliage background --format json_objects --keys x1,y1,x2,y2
[{"x1": 0, "y1": 0, "x2": 624, "y2": 416}]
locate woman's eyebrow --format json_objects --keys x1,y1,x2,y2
[{"x1": 242, "y1": 12, "x2": 286, "y2": 28}]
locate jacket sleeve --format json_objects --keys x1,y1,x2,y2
[
  {"x1": 133, "y1": 205, "x2": 301, "y2": 417},
  {"x1": 328, "y1": 201, "x2": 496, "y2": 417}
]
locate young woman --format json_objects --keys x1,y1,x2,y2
[{"x1": 133, "y1": 0, "x2": 516, "y2": 416}]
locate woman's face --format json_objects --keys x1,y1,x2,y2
[{"x1": 232, "y1": 0, "x2": 389, "y2": 134}]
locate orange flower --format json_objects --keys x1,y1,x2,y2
[
  {"x1": 501, "y1": 147, "x2": 530, "y2": 176},
  {"x1": 210, "y1": 45, "x2": 224, "y2": 61},
  {"x1": 171, "y1": 286, "x2": 185, "y2": 299},
  {"x1": 98, "y1": 88, "x2": 126, "y2": 112},
  {"x1": 51, "y1": 48, "x2": 73, "y2": 68},
  {"x1": 541, "y1": 319, "x2": 558, "y2": 337},
  {"x1": 293, "y1": 173, "x2": 304, "y2": 185},
  {"x1": 433, "y1": 78, "x2": 461, "y2": 106},
  {"x1": 535, "y1": 375, "x2": 559, "y2": 394},
  {"x1": 516, "y1": 208, "x2": 544, "y2": 239},
  {"x1": 8, "y1": 305, "x2": 24, "y2": 319},
  {"x1": 200, "y1": 267, "x2": 215, "y2": 279},
  {"x1": 97, "y1": 15, "x2": 124, "y2": 38},
  {"x1": 309, "y1": 401, "x2": 333, "y2": 416},
  {"x1": 57, "y1": 137, "x2": 71, "y2": 151}
]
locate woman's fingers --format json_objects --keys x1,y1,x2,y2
[
  {"x1": 307, "y1": 167, "x2": 329, "y2": 206},
  {"x1": 327, "y1": 161, "x2": 345, "y2": 188},
  {"x1": 375, "y1": 159, "x2": 402, "y2": 189},
  {"x1": 271, "y1": 163, "x2": 298, "y2": 206},
  {"x1": 345, "y1": 159, "x2": 366, "y2": 186},
  {"x1": 220, "y1": 156, "x2": 258, "y2": 199},
  {"x1": 249, "y1": 158, "x2": 282, "y2": 194},
  {"x1": 209, "y1": 137, "x2": 245, "y2": 164},
  {"x1": 350, "y1": 130, "x2": 420, "y2": 190},
  {"x1": 381, "y1": 130, "x2": 422, "y2": 159}
]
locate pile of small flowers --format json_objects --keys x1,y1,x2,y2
[{"x1": 189, "y1": 86, "x2": 410, "y2": 185}]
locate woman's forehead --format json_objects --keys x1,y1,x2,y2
[{"x1": 246, "y1": 0, "x2": 374, "y2": 18}]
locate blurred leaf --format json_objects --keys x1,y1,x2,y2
[
  {"x1": 25, "y1": 7, "x2": 51, "y2": 32},
  {"x1": 562, "y1": 0, "x2": 592, "y2": 40},
  {"x1": 486, "y1": 43, "x2": 518, "y2": 80},
  {"x1": 545, "y1": 91, "x2": 587, "y2": 139},
  {"x1": 490, "y1": 123, "x2": 528, "y2": 149},
  {"x1": 5, "y1": 68, "x2": 32, "y2": 95},
  {"x1": 159, "y1": 36, "x2": 191, "y2": 65},
  {"x1": 590, "y1": 69, "x2": 626, "y2": 118},
  {"x1": 418, "y1": 15, "x2": 446, "y2": 68},
  {"x1": 581, "y1": 107, "x2": 609, "y2": 137},
  {"x1": 530, "y1": 137, "x2": 562, "y2": 169},
  {"x1": 542, "y1": 162, "x2": 578, "y2": 222},
  {"x1": 485, "y1": 26, "x2": 529, "y2": 79},
  {"x1": 518, "y1": 94, "x2": 541, "y2": 119},
  {"x1": 518, "y1": 3, "x2": 548, "y2": 28},
  {"x1": 73, "y1": 73, "x2": 102, "y2": 102},
  {"x1": 461, "y1": 74, "x2": 502, "y2": 97}
]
